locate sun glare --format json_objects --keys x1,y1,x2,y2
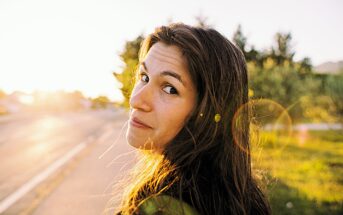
[{"x1": 19, "y1": 95, "x2": 34, "y2": 105}]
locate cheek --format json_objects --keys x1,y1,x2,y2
[{"x1": 154, "y1": 101, "x2": 193, "y2": 147}]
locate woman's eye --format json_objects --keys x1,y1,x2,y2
[
  {"x1": 163, "y1": 85, "x2": 178, "y2": 95},
  {"x1": 140, "y1": 73, "x2": 149, "y2": 83}
]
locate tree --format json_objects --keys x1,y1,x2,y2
[
  {"x1": 91, "y1": 96, "x2": 110, "y2": 109},
  {"x1": 232, "y1": 25, "x2": 265, "y2": 66},
  {"x1": 232, "y1": 24, "x2": 247, "y2": 53},
  {"x1": 113, "y1": 35, "x2": 144, "y2": 107},
  {"x1": 297, "y1": 57, "x2": 312, "y2": 76},
  {"x1": 0, "y1": 89, "x2": 6, "y2": 99},
  {"x1": 249, "y1": 62, "x2": 322, "y2": 120},
  {"x1": 195, "y1": 14, "x2": 212, "y2": 28},
  {"x1": 325, "y1": 72, "x2": 343, "y2": 119},
  {"x1": 270, "y1": 32, "x2": 295, "y2": 66}
]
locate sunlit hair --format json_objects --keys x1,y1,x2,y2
[{"x1": 118, "y1": 23, "x2": 271, "y2": 214}]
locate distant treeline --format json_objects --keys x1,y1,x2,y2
[{"x1": 0, "y1": 90, "x2": 116, "y2": 114}]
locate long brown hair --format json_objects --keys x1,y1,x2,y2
[{"x1": 118, "y1": 23, "x2": 271, "y2": 215}]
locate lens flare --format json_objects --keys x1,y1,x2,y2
[{"x1": 231, "y1": 99, "x2": 293, "y2": 156}]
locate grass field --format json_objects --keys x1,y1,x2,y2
[{"x1": 252, "y1": 129, "x2": 343, "y2": 214}]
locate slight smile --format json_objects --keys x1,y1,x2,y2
[{"x1": 130, "y1": 117, "x2": 153, "y2": 129}]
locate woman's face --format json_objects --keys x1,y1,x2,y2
[{"x1": 126, "y1": 42, "x2": 197, "y2": 152}]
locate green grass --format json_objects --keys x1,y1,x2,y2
[{"x1": 252, "y1": 129, "x2": 343, "y2": 214}]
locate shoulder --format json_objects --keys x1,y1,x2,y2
[{"x1": 138, "y1": 195, "x2": 200, "y2": 215}]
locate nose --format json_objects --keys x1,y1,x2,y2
[{"x1": 129, "y1": 84, "x2": 153, "y2": 112}]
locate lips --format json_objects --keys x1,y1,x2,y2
[{"x1": 130, "y1": 117, "x2": 152, "y2": 129}]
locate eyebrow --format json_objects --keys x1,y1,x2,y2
[{"x1": 141, "y1": 62, "x2": 185, "y2": 86}]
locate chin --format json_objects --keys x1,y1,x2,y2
[
  {"x1": 126, "y1": 130, "x2": 138, "y2": 148},
  {"x1": 126, "y1": 130, "x2": 154, "y2": 150}
]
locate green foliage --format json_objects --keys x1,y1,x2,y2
[
  {"x1": 271, "y1": 32, "x2": 295, "y2": 65},
  {"x1": 298, "y1": 57, "x2": 312, "y2": 76},
  {"x1": 299, "y1": 95, "x2": 337, "y2": 123},
  {"x1": 232, "y1": 24, "x2": 247, "y2": 53},
  {"x1": 325, "y1": 72, "x2": 343, "y2": 118},
  {"x1": 253, "y1": 130, "x2": 343, "y2": 215},
  {"x1": 248, "y1": 62, "x2": 322, "y2": 120},
  {"x1": 91, "y1": 95, "x2": 110, "y2": 109},
  {"x1": 113, "y1": 35, "x2": 144, "y2": 107},
  {"x1": 232, "y1": 25, "x2": 264, "y2": 65},
  {"x1": 232, "y1": 25, "x2": 340, "y2": 122}
]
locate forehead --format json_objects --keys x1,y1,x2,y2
[{"x1": 143, "y1": 42, "x2": 188, "y2": 73}]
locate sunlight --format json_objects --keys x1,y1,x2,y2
[
  {"x1": 18, "y1": 94, "x2": 34, "y2": 105},
  {"x1": 30, "y1": 142, "x2": 49, "y2": 156},
  {"x1": 39, "y1": 117, "x2": 60, "y2": 130},
  {"x1": 31, "y1": 116, "x2": 64, "y2": 141}
]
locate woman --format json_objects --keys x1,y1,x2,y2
[{"x1": 117, "y1": 23, "x2": 271, "y2": 214}]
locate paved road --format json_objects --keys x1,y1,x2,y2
[{"x1": 0, "y1": 109, "x2": 135, "y2": 215}]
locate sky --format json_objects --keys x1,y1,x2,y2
[{"x1": 0, "y1": 0, "x2": 342, "y2": 102}]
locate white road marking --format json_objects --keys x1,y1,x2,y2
[{"x1": 0, "y1": 137, "x2": 94, "y2": 213}]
